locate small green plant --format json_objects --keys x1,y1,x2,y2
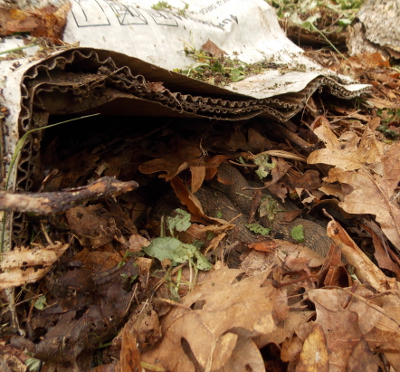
[
  {"x1": 246, "y1": 223, "x2": 271, "y2": 236},
  {"x1": 177, "y1": 2, "x2": 189, "y2": 16},
  {"x1": 377, "y1": 108, "x2": 400, "y2": 124},
  {"x1": 0, "y1": 43, "x2": 37, "y2": 56},
  {"x1": 265, "y1": 0, "x2": 364, "y2": 50},
  {"x1": 267, "y1": 0, "x2": 363, "y2": 22},
  {"x1": 291, "y1": 225, "x2": 305, "y2": 243},
  {"x1": 144, "y1": 235, "x2": 211, "y2": 294},
  {"x1": 120, "y1": 272, "x2": 138, "y2": 290},
  {"x1": 174, "y1": 45, "x2": 277, "y2": 86},
  {"x1": 151, "y1": 1, "x2": 172, "y2": 11},
  {"x1": 335, "y1": 0, "x2": 364, "y2": 10},
  {"x1": 144, "y1": 236, "x2": 212, "y2": 271},
  {"x1": 376, "y1": 108, "x2": 400, "y2": 140},
  {"x1": 117, "y1": 250, "x2": 136, "y2": 269},
  {"x1": 33, "y1": 295, "x2": 47, "y2": 310},
  {"x1": 166, "y1": 208, "x2": 191, "y2": 236},
  {"x1": 377, "y1": 126, "x2": 400, "y2": 140},
  {"x1": 25, "y1": 358, "x2": 42, "y2": 372},
  {"x1": 151, "y1": 1, "x2": 189, "y2": 16},
  {"x1": 254, "y1": 153, "x2": 276, "y2": 179}
]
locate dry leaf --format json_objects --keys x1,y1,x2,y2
[
  {"x1": 142, "y1": 265, "x2": 282, "y2": 371},
  {"x1": 275, "y1": 240, "x2": 325, "y2": 268},
  {"x1": 204, "y1": 232, "x2": 227, "y2": 255},
  {"x1": 66, "y1": 205, "x2": 116, "y2": 248},
  {"x1": 170, "y1": 176, "x2": 207, "y2": 222},
  {"x1": 307, "y1": 289, "x2": 363, "y2": 371},
  {"x1": 201, "y1": 39, "x2": 227, "y2": 58},
  {"x1": 318, "y1": 182, "x2": 346, "y2": 199},
  {"x1": 309, "y1": 116, "x2": 400, "y2": 250},
  {"x1": 120, "y1": 325, "x2": 141, "y2": 372},
  {"x1": 281, "y1": 335, "x2": 303, "y2": 364},
  {"x1": 0, "y1": 2, "x2": 71, "y2": 39},
  {"x1": 327, "y1": 219, "x2": 389, "y2": 291},
  {"x1": 295, "y1": 188, "x2": 316, "y2": 205},
  {"x1": 330, "y1": 165, "x2": 400, "y2": 250},
  {"x1": 170, "y1": 176, "x2": 229, "y2": 226},
  {"x1": 73, "y1": 248, "x2": 121, "y2": 272},
  {"x1": 139, "y1": 137, "x2": 204, "y2": 180},
  {"x1": 0, "y1": 242, "x2": 69, "y2": 289},
  {"x1": 283, "y1": 208, "x2": 303, "y2": 222},
  {"x1": 265, "y1": 157, "x2": 292, "y2": 189},
  {"x1": 347, "y1": 338, "x2": 382, "y2": 372},
  {"x1": 367, "y1": 226, "x2": 400, "y2": 278},
  {"x1": 289, "y1": 169, "x2": 321, "y2": 190},
  {"x1": 318, "y1": 244, "x2": 350, "y2": 287},
  {"x1": 227, "y1": 124, "x2": 247, "y2": 151},
  {"x1": 205, "y1": 154, "x2": 231, "y2": 180},
  {"x1": 308, "y1": 116, "x2": 384, "y2": 171},
  {"x1": 364, "y1": 284, "x2": 400, "y2": 369},
  {"x1": 267, "y1": 182, "x2": 288, "y2": 202},
  {"x1": 190, "y1": 165, "x2": 206, "y2": 193},
  {"x1": 248, "y1": 241, "x2": 276, "y2": 253},
  {"x1": 244, "y1": 127, "x2": 270, "y2": 153},
  {"x1": 128, "y1": 233, "x2": 151, "y2": 252},
  {"x1": 145, "y1": 81, "x2": 166, "y2": 93},
  {"x1": 296, "y1": 323, "x2": 329, "y2": 372}
]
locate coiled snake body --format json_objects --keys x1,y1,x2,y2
[
  {"x1": 197, "y1": 163, "x2": 332, "y2": 257},
  {"x1": 153, "y1": 163, "x2": 332, "y2": 258}
]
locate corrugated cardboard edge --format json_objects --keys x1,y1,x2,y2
[{"x1": 1, "y1": 46, "x2": 371, "y2": 248}]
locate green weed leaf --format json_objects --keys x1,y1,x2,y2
[
  {"x1": 254, "y1": 153, "x2": 276, "y2": 179},
  {"x1": 25, "y1": 358, "x2": 42, "y2": 372},
  {"x1": 338, "y1": 18, "x2": 351, "y2": 26},
  {"x1": 166, "y1": 208, "x2": 191, "y2": 234},
  {"x1": 33, "y1": 295, "x2": 46, "y2": 311},
  {"x1": 290, "y1": 225, "x2": 305, "y2": 243},
  {"x1": 144, "y1": 237, "x2": 212, "y2": 270},
  {"x1": 246, "y1": 223, "x2": 271, "y2": 236}
]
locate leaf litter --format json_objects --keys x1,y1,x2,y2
[{"x1": 2, "y1": 38, "x2": 400, "y2": 372}]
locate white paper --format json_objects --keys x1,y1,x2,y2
[{"x1": 61, "y1": 0, "x2": 369, "y2": 97}]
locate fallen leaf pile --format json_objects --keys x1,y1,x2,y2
[
  {"x1": 309, "y1": 116, "x2": 400, "y2": 250},
  {"x1": 1, "y1": 52, "x2": 400, "y2": 372}
]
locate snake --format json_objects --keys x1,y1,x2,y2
[
  {"x1": 196, "y1": 163, "x2": 332, "y2": 257},
  {"x1": 152, "y1": 163, "x2": 332, "y2": 258}
]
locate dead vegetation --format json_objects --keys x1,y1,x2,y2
[{"x1": 1, "y1": 1, "x2": 400, "y2": 372}]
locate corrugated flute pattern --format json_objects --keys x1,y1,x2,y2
[{"x1": 5, "y1": 47, "x2": 370, "y2": 245}]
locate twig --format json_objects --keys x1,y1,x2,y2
[{"x1": 0, "y1": 177, "x2": 139, "y2": 215}]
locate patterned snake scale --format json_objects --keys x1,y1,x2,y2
[
  {"x1": 197, "y1": 163, "x2": 332, "y2": 257},
  {"x1": 152, "y1": 163, "x2": 332, "y2": 258}
]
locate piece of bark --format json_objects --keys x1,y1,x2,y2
[{"x1": 0, "y1": 177, "x2": 139, "y2": 215}]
